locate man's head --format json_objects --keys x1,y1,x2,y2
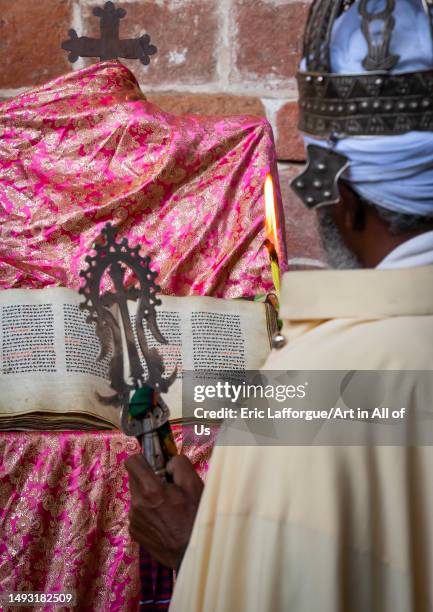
[
  {"x1": 292, "y1": 0, "x2": 433, "y2": 268},
  {"x1": 318, "y1": 182, "x2": 433, "y2": 269}
]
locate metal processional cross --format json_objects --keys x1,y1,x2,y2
[
  {"x1": 62, "y1": 1, "x2": 157, "y2": 65},
  {"x1": 79, "y1": 223, "x2": 178, "y2": 475},
  {"x1": 79, "y1": 223, "x2": 176, "y2": 408}
]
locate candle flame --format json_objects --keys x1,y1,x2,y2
[
  {"x1": 264, "y1": 174, "x2": 279, "y2": 256},
  {"x1": 263, "y1": 173, "x2": 281, "y2": 297}
]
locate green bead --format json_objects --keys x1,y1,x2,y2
[{"x1": 129, "y1": 386, "x2": 155, "y2": 418}]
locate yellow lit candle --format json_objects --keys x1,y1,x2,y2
[{"x1": 263, "y1": 174, "x2": 281, "y2": 296}]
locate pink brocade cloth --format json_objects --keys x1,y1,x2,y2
[
  {"x1": 0, "y1": 428, "x2": 217, "y2": 612},
  {"x1": 0, "y1": 431, "x2": 141, "y2": 611},
  {"x1": 0, "y1": 60, "x2": 285, "y2": 295}
]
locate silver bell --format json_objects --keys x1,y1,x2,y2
[{"x1": 271, "y1": 332, "x2": 287, "y2": 350}]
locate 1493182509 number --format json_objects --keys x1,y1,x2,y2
[{"x1": 0, "y1": 592, "x2": 76, "y2": 606}]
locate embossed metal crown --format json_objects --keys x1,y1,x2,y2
[{"x1": 298, "y1": 0, "x2": 433, "y2": 138}]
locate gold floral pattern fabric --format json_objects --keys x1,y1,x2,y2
[
  {"x1": 0, "y1": 431, "x2": 142, "y2": 611},
  {"x1": 0, "y1": 61, "x2": 285, "y2": 296}
]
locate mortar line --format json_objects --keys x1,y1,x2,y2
[{"x1": 70, "y1": 1, "x2": 86, "y2": 72}]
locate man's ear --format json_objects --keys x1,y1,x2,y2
[
  {"x1": 352, "y1": 199, "x2": 366, "y2": 231},
  {"x1": 340, "y1": 183, "x2": 366, "y2": 232}
]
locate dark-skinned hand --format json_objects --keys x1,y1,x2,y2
[{"x1": 125, "y1": 454, "x2": 204, "y2": 570}]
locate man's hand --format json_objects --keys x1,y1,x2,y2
[{"x1": 125, "y1": 454, "x2": 204, "y2": 569}]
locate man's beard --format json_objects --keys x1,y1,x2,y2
[{"x1": 317, "y1": 208, "x2": 361, "y2": 270}]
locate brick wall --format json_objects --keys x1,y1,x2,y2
[{"x1": 0, "y1": 0, "x2": 323, "y2": 264}]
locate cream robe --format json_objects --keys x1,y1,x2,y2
[{"x1": 170, "y1": 266, "x2": 433, "y2": 612}]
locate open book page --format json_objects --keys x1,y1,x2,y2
[
  {"x1": 0, "y1": 288, "x2": 276, "y2": 428},
  {"x1": 127, "y1": 295, "x2": 276, "y2": 420},
  {"x1": 0, "y1": 287, "x2": 119, "y2": 429}
]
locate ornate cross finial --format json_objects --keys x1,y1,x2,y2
[
  {"x1": 62, "y1": 1, "x2": 157, "y2": 65},
  {"x1": 359, "y1": 0, "x2": 400, "y2": 72},
  {"x1": 80, "y1": 223, "x2": 178, "y2": 477},
  {"x1": 79, "y1": 223, "x2": 176, "y2": 408}
]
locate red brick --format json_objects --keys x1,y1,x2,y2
[
  {"x1": 278, "y1": 163, "x2": 325, "y2": 264},
  {"x1": 81, "y1": 1, "x2": 218, "y2": 87},
  {"x1": 232, "y1": 1, "x2": 310, "y2": 85},
  {"x1": 276, "y1": 101, "x2": 305, "y2": 161},
  {"x1": 0, "y1": 0, "x2": 73, "y2": 88},
  {"x1": 146, "y1": 93, "x2": 265, "y2": 117}
]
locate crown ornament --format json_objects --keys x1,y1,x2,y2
[{"x1": 298, "y1": 0, "x2": 433, "y2": 138}]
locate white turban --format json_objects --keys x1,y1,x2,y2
[{"x1": 303, "y1": 0, "x2": 433, "y2": 216}]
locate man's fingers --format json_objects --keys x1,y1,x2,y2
[
  {"x1": 129, "y1": 521, "x2": 153, "y2": 549},
  {"x1": 166, "y1": 455, "x2": 204, "y2": 501},
  {"x1": 125, "y1": 453, "x2": 153, "y2": 477},
  {"x1": 126, "y1": 454, "x2": 198, "y2": 571},
  {"x1": 125, "y1": 454, "x2": 165, "y2": 505},
  {"x1": 129, "y1": 508, "x2": 163, "y2": 540},
  {"x1": 129, "y1": 520, "x2": 178, "y2": 570}
]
